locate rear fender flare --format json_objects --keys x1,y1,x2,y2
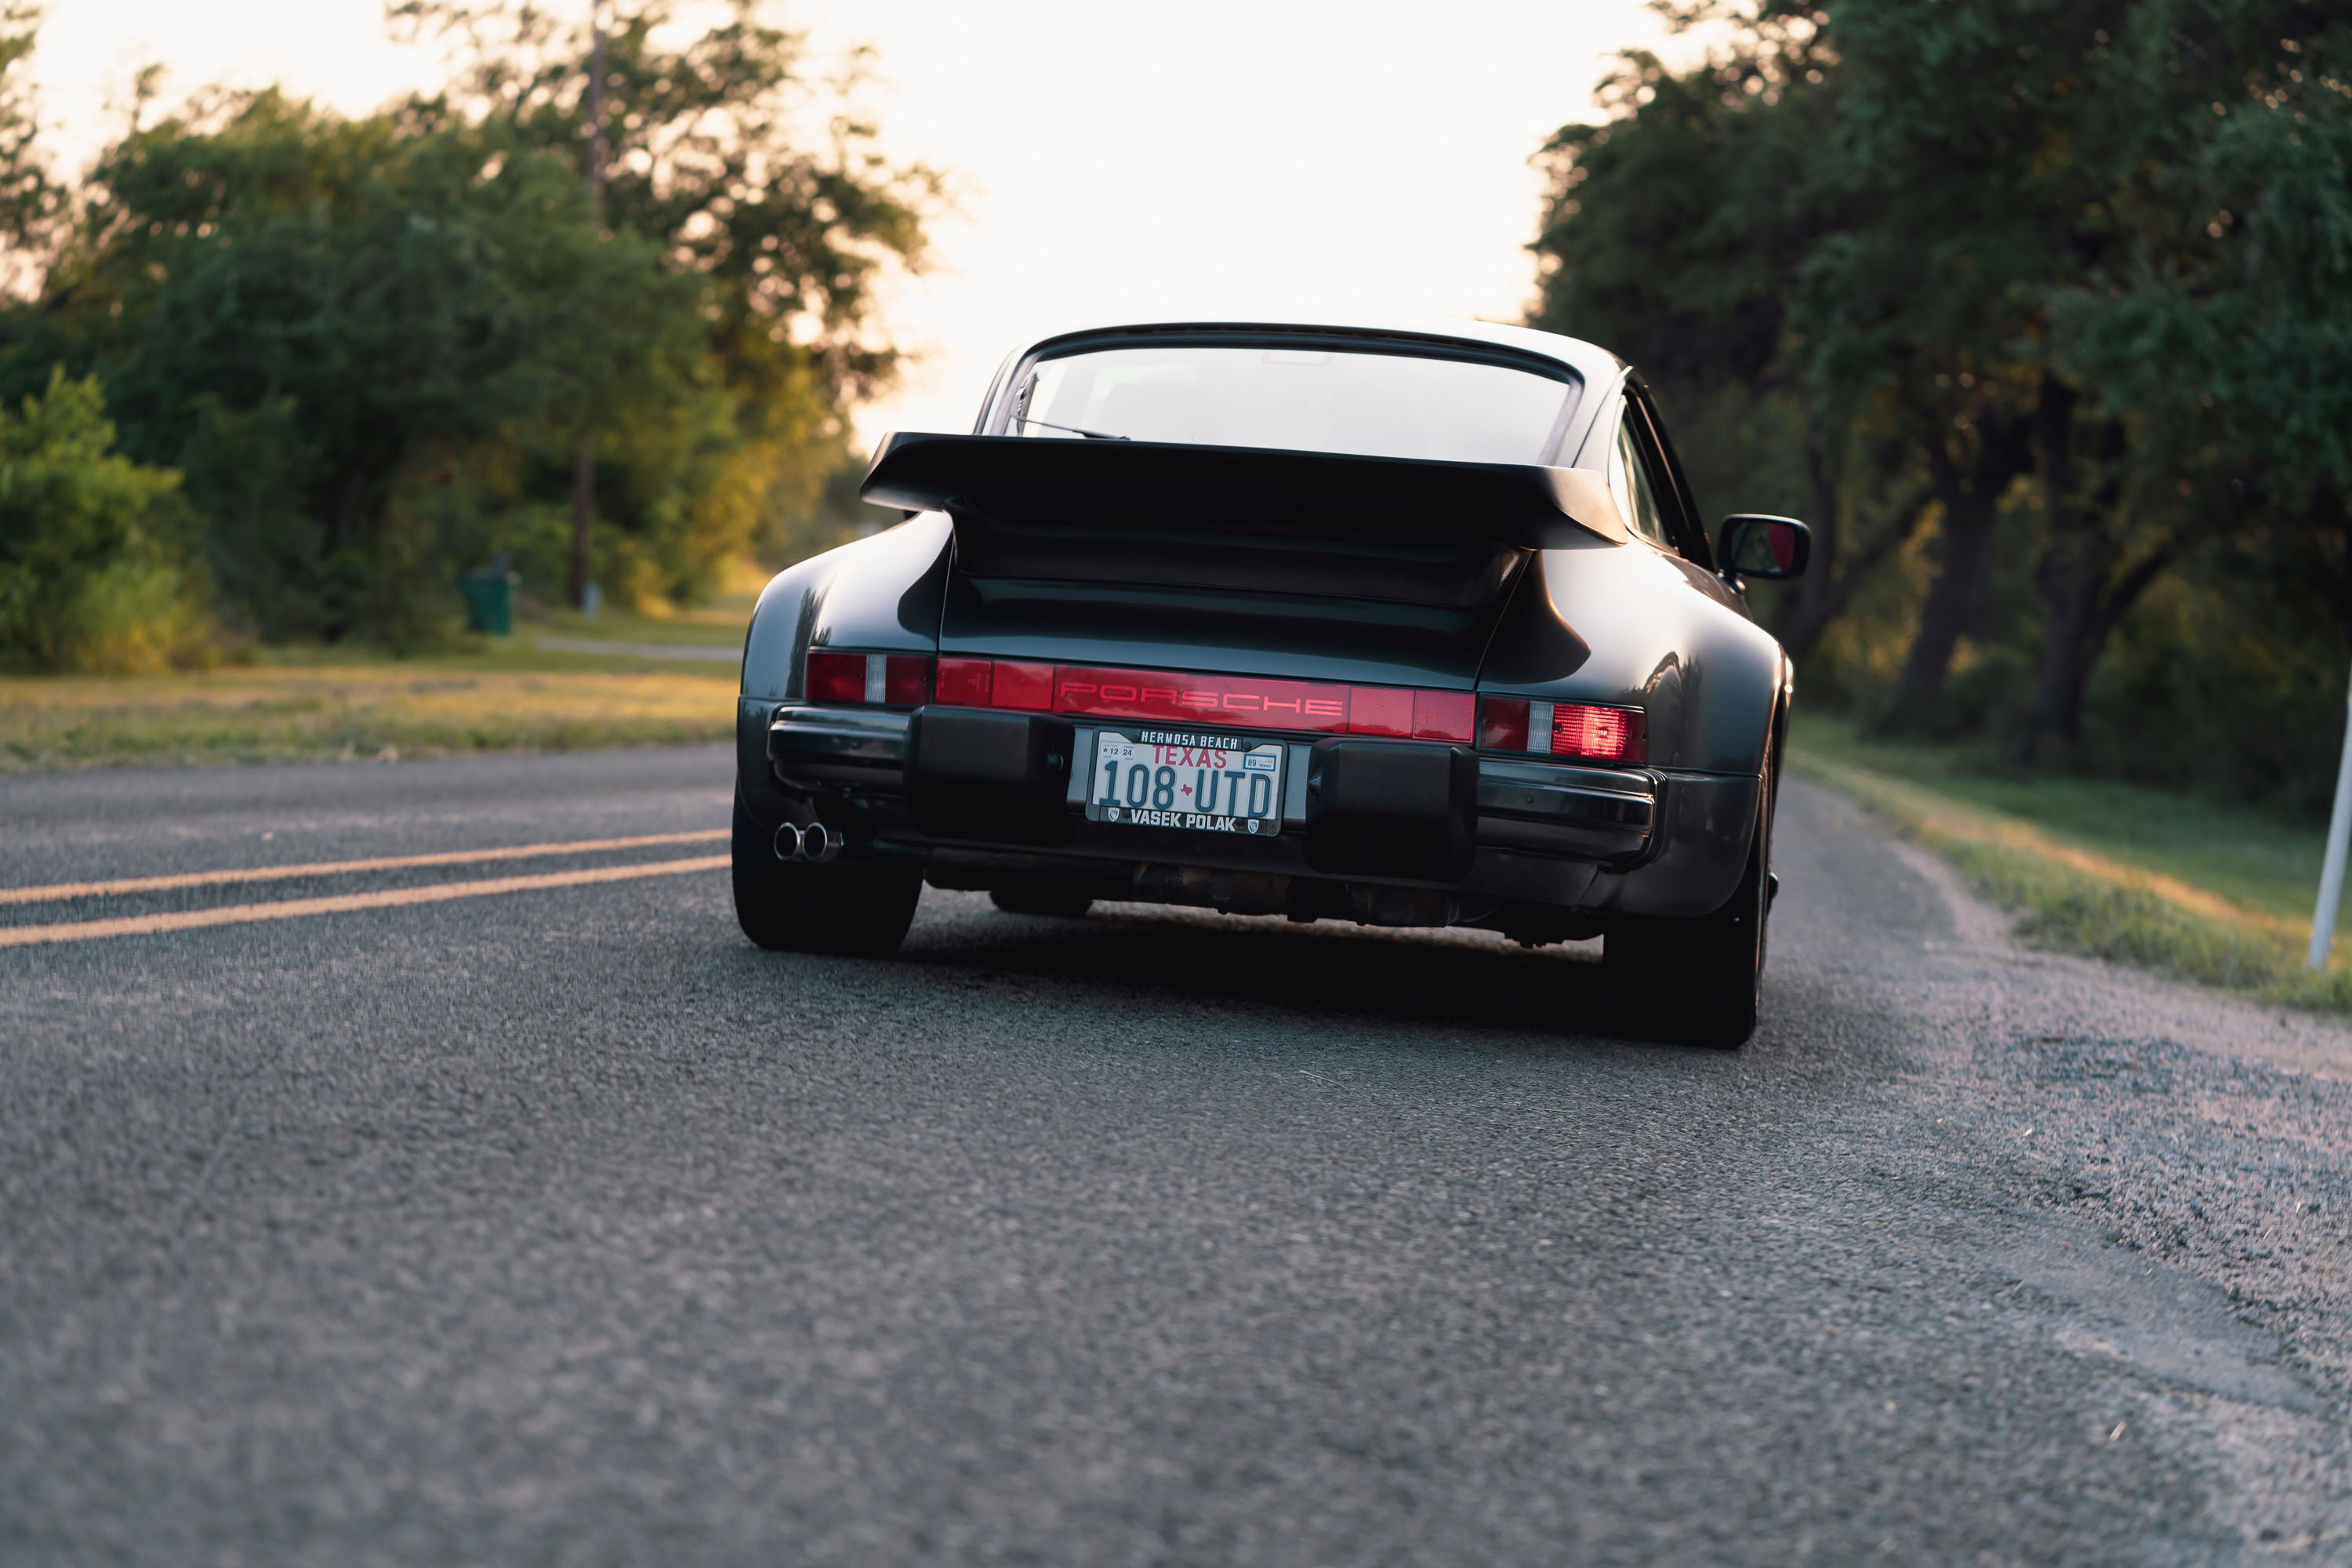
[
  {"x1": 739, "y1": 514, "x2": 953, "y2": 702},
  {"x1": 739, "y1": 515, "x2": 952, "y2": 822}
]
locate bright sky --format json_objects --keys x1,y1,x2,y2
[{"x1": 34, "y1": 0, "x2": 1668, "y2": 445}]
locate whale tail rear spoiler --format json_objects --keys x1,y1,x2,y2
[{"x1": 858, "y1": 432, "x2": 1630, "y2": 552}]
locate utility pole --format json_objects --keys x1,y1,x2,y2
[
  {"x1": 2310, "y1": 666, "x2": 2352, "y2": 970},
  {"x1": 568, "y1": 0, "x2": 607, "y2": 611}
]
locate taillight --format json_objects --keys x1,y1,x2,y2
[
  {"x1": 1479, "y1": 698, "x2": 1530, "y2": 751},
  {"x1": 1345, "y1": 685, "x2": 1412, "y2": 736},
  {"x1": 993, "y1": 660, "x2": 1054, "y2": 710},
  {"x1": 1412, "y1": 691, "x2": 1475, "y2": 742},
  {"x1": 1553, "y1": 702, "x2": 1644, "y2": 762},
  {"x1": 884, "y1": 655, "x2": 930, "y2": 705},
  {"x1": 805, "y1": 650, "x2": 866, "y2": 704},
  {"x1": 804, "y1": 651, "x2": 933, "y2": 706},
  {"x1": 1478, "y1": 695, "x2": 1646, "y2": 764},
  {"x1": 935, "y1": 655, "x2": 990, "y2": 706},
  {"x1": 807, "y1": 654, "x2": 1641, "y2": 759}
]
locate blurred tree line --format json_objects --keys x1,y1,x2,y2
[
  {"x1": 1532, "y1": 0, "x2": 2352, "y2": 814},
  {"x1": 0, "y1": 0, "x2": 932, "y2": 669}
]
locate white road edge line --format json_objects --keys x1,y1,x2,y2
[
  {"x1": 0, "y1": 856, "x2": 730, "y2": 949},
  {"x1": 0, "y1": 829, "x2": 729, "y2": 906}
]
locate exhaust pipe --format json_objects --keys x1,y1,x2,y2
[{"x1": 773, "y1": 821, "x2": 846, "y2": 864}]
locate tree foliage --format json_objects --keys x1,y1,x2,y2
[
  {"x1": 391, "y1": 0, "x2": 935, "y2": 403},
  {"x1": 0, "y1": 2, "x2": 57, "y2": 290},
  {"x1": 0, "y1": 1, "x2": 934, "y2": 652},
  {"x1": 1533, "y1": 0, "x2": 2352, "y2": 809},
  {"x1": 0, "y1": 368, "x2": 209, "y2": 672}
]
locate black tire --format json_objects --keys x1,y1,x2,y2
[
  {"x1": 989, "y1": 887, "x2": 1094, "y2": 918},
  {"x1": 731, "y1": 789, "x2": 921, "y2": 956},
  {"x1": 1604, "y1": 760, "x2": 1773, "y2": 1048}
]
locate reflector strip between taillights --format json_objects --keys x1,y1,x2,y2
[
  {"x1": 985, "y1": 659, "x2": 1472, "y2": 742},
  {"x1": 829, "y1": 652, "x2": 1480, "y2": 742}
]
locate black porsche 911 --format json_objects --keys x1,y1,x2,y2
[{"x1": 731, "y1": 317, "x2": 1809, "y2": 1045}]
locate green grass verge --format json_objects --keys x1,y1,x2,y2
[
  {"x1": 0, "y1": 659, "x2": 740, "y2": 771},
  {"x1": 523, "y1": 587, "x2": 759, "y2": 648},
  {"x1": 0, "y1": 583, "x2": 762, "y2": 772},
  {"x1": 1788, "y1": 714, "x2": 2352, "y2": 1010}
]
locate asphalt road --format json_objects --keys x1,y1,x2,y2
[{"x1": 5, "y1": 746, "x2": 2352, "y2": 1565}]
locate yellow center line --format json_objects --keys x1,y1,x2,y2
[
  {"x1": 0, "y1": 856, "x2": 730, "y2": 949},
  {"x1": 0, "y1": 829, "x2": 729, "y2": 906}
]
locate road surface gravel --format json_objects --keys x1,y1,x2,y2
[{"x1": 2, "y1": 746, "x2": 2350, "y2": 1564}]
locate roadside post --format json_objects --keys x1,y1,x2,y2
[
  {"x1": 568, "y1": 0, "x2": 607, "y2": 611},
  {"x1": 2309, "y1": 669, "x2": 2352, "y2": 970}
]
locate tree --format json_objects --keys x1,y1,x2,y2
[
  {"x1": 0, "y1": 2, "x2": 60, "y2": 294},
  {"x1": 389, "y1": 0, "x2": 941, "y2": 533},
  {"x1": 1529, "y1": 10, "x2": 1933, "y2": 671},
  {"x1": 1531, "y1": 0, "x2": 2352, "y2": 778},
  {"x1": 0, "y1": 367, "x2": 208, "y2": 672},
  {"x1": 2049, "y1": 0, "x2": 2352, "y2": 700},
  {"x1": 0, "y1": 2, "x2": 936, "y2": 646},
  {"x1": 9, "y1": 92, "x2": 709, "y2": 641}
]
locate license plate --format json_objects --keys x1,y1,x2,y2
[{"x1": 1085, "y1": 731, "x2": 1283, "y2": 835}]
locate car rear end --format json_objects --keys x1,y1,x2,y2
[
  {"x1": 762, "y1": 648, "x2": 1660, "y2": 938},
  {"x1": 733, "y1": 318, "x2": 1791, "y2": 1043}
]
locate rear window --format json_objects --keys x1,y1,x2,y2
[{"x1": 1005, "y1": 343, "x2": 1580, "y2": 466}]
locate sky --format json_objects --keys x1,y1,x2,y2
[{"x1": 34, "y1": 0, "x2": 1669, "y2": 445}]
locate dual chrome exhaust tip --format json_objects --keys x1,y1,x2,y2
[{"x1": 772, "y1": 821, "x2": 846, "y2": 864}]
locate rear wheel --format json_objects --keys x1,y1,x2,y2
[
  {"x1": 1605, "y1": 762, "x2": 1773, "y2": 1048},
  {"x1": 989, "y1": 887, "x2": 1094, "y2": 918},
  {"x1": 731, "y1": 789, "x2": 921, "y2": 956}
]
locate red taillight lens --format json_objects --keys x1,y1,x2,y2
[
  {"x1": 935, "y1": 655, "x2": 991, "y2": 705},
  {"x1": 931, "y1": 656, "x2": 1051, "y2": 710},
  {"x1": 1412, "y1": 690, "x2": 1475, "y2": 742},
  {"x1": 1345, "y1": 685, "x2": 1413, "y2": 737},
  {"x1": 884, "y1": 655, "x2": 931, "y2": 705},
  {"x1": 807, "y1": 651, "x2": 935, "y2": 705},
  {"x1": 805, "y1": 650, "x2": 865, "y2": 703},
  {"x1": 1479, "y1": 697, "x2": 1530, "y2": 751},
  {"x1": 1552, "y1": 702, "x2": 1646, "y2": 764},
  {"x1": 1479, "y1": 695, "x2": 1647, "y2": 762},
  {"x1": 992, "y1": 661, "x2": 1054, "y2": 710}
]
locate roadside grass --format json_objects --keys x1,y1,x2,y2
[
  {"x1": 525, "y1": 586, "x2": 760, "y2": 648},
  {"x1": 0, "y1": 574, "x2": 767, "y2": 771},
  {"x1": 1788, "y1": 714, "x2": 2352, "y2": 1009},
  {"x1": 0, "y1": 633, "x2": 746, "y2": 772}
]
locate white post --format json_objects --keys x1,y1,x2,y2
[{"x1": 2309, "y1": 672, "x2": 2352, "y2": 971}]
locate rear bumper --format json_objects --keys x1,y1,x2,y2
[{"x1": 742, "y1": 699, "x2": 1752, "y2": 921}]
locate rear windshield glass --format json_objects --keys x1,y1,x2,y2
[{"x1": 1006, "y1": 344, "x2": 1579, "y2": 465}]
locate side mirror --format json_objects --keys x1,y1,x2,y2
[{"x1": 1716, "y1": 515, "x2": 1810, "y2": 580}]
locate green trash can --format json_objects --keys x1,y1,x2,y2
[{"x1": 460, "y1": 565, "x2": 518, "y2": 637}]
